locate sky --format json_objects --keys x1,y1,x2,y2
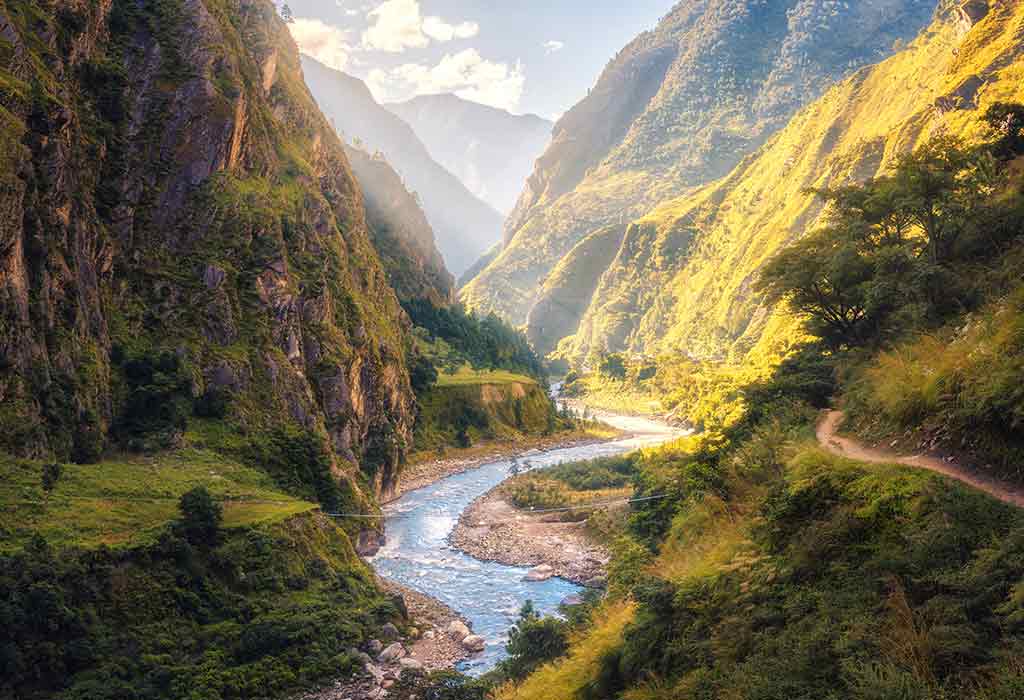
[{"x1": 284, "y1": 0, "x2": 672, "y2": 120}]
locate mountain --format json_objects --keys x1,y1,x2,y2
[
  {"x1": 461, "y1": 0, "x2": 941, "y2": 355},
  {"x1": 300, "y1": 55, "x2": 504, "y2": 276},
  {"x1": 561, "y1": 0, "x2": 1024, "y2": 368},
  {"x1": 343, "y1": 145, "x2": 454, "y2": 305},
  {"x1": 387, "y1": 94, "x2": 553, "y2": 215},
  {"x1": 0, "y1": 0, "x2": 417, "y2": 496}
]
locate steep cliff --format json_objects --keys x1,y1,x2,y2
[
  {"x1": 566, "y1": 0, "x2": 1024, "y2": 366},
  {"x1": 387, "y1": 94, "x2": 553, "y2": 215},
  {"x1": 461, "y1": 0, "x2": 940, "y2": 349},
  {"x1": 0, "y1": 0, "x2": 416, "y2": 496},
  {"x1": 344, "y1": 144, "x2": 454, "y2": 305},
  {"x1": 300, "y1": 55, "x2": 504, "y2": 276}
]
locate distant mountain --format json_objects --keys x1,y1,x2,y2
[
  {"x1": 344, "y1": 146, "x2": 454, "y2": 305},
  {"x1": 387, "y1": 95, "x2": 553, "y2": 215},
  {"x1": 461, "y1": 0, "x2": 940, "y2": 356},
  {"x1": 300, "y1": 56, "x2": 503, "y2": 276}
]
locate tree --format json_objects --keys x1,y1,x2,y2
[
  {"x1": 41, "y1": 462, "x2": 62, "y2": 494},
  {"x1": 758, "y1": 226, "x2": 877, "y2": 348},
  {"x1": 178, "y1": 486, "x2": 222, "y2": 545},
  {"x1": 496, "y1": 602, "x2": 569, "y2": 681},
  {"x1": 983, "y1": 102, "x2": 1024, "y2": 160},
  {"x1": 279, "y1": 3, "x2": 294, "y2": 23},
  {"x1": 599, "y1": 353, "x2": 628, "y2": 380}
]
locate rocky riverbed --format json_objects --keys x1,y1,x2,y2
[{"x1": 450, "y1": 487, "x2": 610, "y2": 587}]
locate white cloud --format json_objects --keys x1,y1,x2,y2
[
  {"x1": 422, "y1": 16, "x2": 479, "y2": 42},
  {"x1": 368, "y1": 49, "x2": 525, "y2": 111},
  {"x1": 362, "y1": 0, "x2": 428, "y2": 52},
  {"x1": 543, "y1": 40, "x2": 565, "y2": 54},
  {"x1": 362, "y1": 0, "x2": 478, "y2": 52},
  {"x1": 289, "y1": 18, "x2": 353, "y2": 71}
]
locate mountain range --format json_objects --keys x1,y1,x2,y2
[
  {"x1": 386, "y1": 94, "x2": 553, "y2": 215},
  {"x1": 461, "y1": 0, "x2": 945, "y2": 358},
  {"x1": 300, "y1": 55, "x2": 504, "y2": 276}
]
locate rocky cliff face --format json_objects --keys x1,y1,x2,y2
[
  {"x1": 461, "y1": 0, "x2": 941, "y2": 354},
  {"x1": 300, "y1": 55, "x2": 504, "y2": 277},
  {"x1": 564, "y1": 0, "x2": 1023, "y2": 368},
  {"x1": 0, "y1": 0, "x2": 417, "y2": 496},
  {"x1": 386, "y1": 94, "x2": 553, "y2": 215}
]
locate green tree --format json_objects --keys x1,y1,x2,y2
[
  {"x1": 599, "y1": 353, "x2": 628, "y2": 380},
  {"x1": 496, "y1": 602, "x2": 570, "y2": 681},
  {"x1": 984, "y1": 102, "x2": 1024, "y2": 160},
  {"x1": 178, "y1": 486, "x2": 222, "y2": 545},
  {"x1": 41, "y1": 462, "x2": 62, "y2": 494}
]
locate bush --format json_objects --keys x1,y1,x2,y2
[
  {"x1": 178, "y1": 486, "x2": 222, "y2": 545},
  {"x1": 495, "y1": 602, "x2": 570, "y2": 682}
]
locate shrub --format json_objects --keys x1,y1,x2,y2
[{"x1": 495, "y1": 602, "x2": 570, "y2": 682}]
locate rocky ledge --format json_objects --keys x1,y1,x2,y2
[{"x1": 450, "y1": 487, "x2": 609, "y2": 587}]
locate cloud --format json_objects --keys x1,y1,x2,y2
[
  {"x1": 368, "y1": 48, "x2": 525, "y2": 111},
  {"x1": 362, "y1": 0, "x2": 478, "y2": 52},
  {"x1": 289, "y1": 18, "x2": 354, "y2": 71},
  {"x1": 423, "y1": 16, "x2": 479, "y2": 42},
  {"x1": 543, "y1": 40, "x2": 565, "y2": 54},
  {"x1": 362, "y1": 0, "x2": 428, "y2": 52}
]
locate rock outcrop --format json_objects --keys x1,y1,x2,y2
[{"x1": 0, "y1": 0, "x2": 417, "y2": 496}]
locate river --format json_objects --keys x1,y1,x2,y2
[{"x1": 368, "y1": 412, "x2": 683, "y2": 674}]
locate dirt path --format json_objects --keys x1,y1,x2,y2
[{"x1": 817, "y1": 410, "x2": 1024, "y2": 508}]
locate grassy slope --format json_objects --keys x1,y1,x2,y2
[
  {"x1": 498, "y1": 435, "x2": 1024, "y2": 700},
  {"x1": 566, "y1": 4, "x2": 1024, "y2": 372},
  {"x1": 0, "y1": 450, "x2": 317, "y2": 551}
]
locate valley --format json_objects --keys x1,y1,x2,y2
[{"x1": 2, "y1": 1, "x2": 1024, "y2": 699}]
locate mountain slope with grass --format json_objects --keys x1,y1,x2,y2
[
  {"x1": 563, "y1": 0, "x2": 1024, "y2": 368},
  {"x1": 300, "y1": 55, "x2": 504, "y2": 276},
  {"x1": 462, "y1": 0, "x2": 941, "y2": 340},
  {"x1": 387, "y1": 94, "x2": 553, "y2": 215}
]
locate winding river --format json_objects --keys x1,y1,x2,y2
[{"x1": 369, "y1": 412, "x2": 682, "y2": 674}]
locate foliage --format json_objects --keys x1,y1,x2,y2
[
  {"x1": 177, "y1": 486, "x2": 222, "y2": 545},
  {"x1": 599, "y1": 354, "x2": 628, "y2": 380},
  {"x1": 112, "y1": 350, "x2": 193, "y2": 451},
  {"x1": 241, "y1": 428, "x2": 345, "y2": 512},
  {"x1": 389, "y1": 670, "x2": 491, "y2": 700},
  {"x1": 494, "y1": 602, "x2": 570, "y2": 683},
  {"x1": 759, "y1": 133, "x2": 1024, "y2": 349},
  {"x1": 0, "y1": 516, "x2": 395, "y2": 700},
  {"x1": 404, "y1": 299, "x2": 546, "y2": 381},
  {"x1": 40, "y1": 462, "x2": 62, "y2": 493}
]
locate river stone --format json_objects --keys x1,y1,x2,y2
[
  {"x1": 446, "y1": 620, "x2": 471, "y2": 640},
  {"x1": 560, "y1": 594, "x2": 584, "y2": 607},
  {"x1": 461, "y1": 635, "x2": 486, "y2": 652},
  {"x1": 523, "y1": 564, "x2": 555, "y2": 581},
  {"x1": 423, "y1": 630, "x2": 436, "y2": 640},
  {"x1": 378, "y1": 642, "x2": 406, "y2": 663},
  {"x1": 399, "y1": 657, "x2": 424, "y2": 671},
  {"x1": 380, "y1": 622, "x2": 400, "y2": 641},
  {"x1": 367, "y1": 639, "x2": 383, "y2": 656}
]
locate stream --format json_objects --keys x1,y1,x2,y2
[{"x1": 369, "y1": 412, "x2": 683, "y2": 675}]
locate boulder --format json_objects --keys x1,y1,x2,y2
[
  {"x1": 380, "y1": 622, "x2": 401, "y2": 641},
  {"x1": 560, "y1": 594, "x2": 584, "y2": 607},
  {"x1": 461, "y1": 635, "x2": 486, "y2": 653},
  {"x1": 378, "y1": 642, "x2": 406, "y2": 663},
  {"x1": 399, "y1": 657, "x2": 424, "y2": 671},
  {"x1": 446, "y1": 620, "x2": 471, "y2": 640},
  {"x1": 367, "y1": 639, "x2": 383, "y2": 656},
  {"x1": 523, "y1": 564, "x2": 555, "y2": 581}
]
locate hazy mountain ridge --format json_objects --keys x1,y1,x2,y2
[
  {"x1": 300, "y1": 55, "x2": 504, "y2": 275},
  {"x1": 462, "y1": 0, "x2": 942, "y2": 353},
  {"x1": 386, "y1": 94, "x2": 553, "y2": 215}
]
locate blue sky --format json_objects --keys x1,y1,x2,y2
[{"x1": 285, "y1": 0, "x2": 671, "y2": 119}]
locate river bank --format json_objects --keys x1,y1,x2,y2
[
  {"x1": 450, "y1": 486, "x2": 610, "y2": 587},
  {"x1": 386, "y1": 428, "x2": 620, "y2": 504}
]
